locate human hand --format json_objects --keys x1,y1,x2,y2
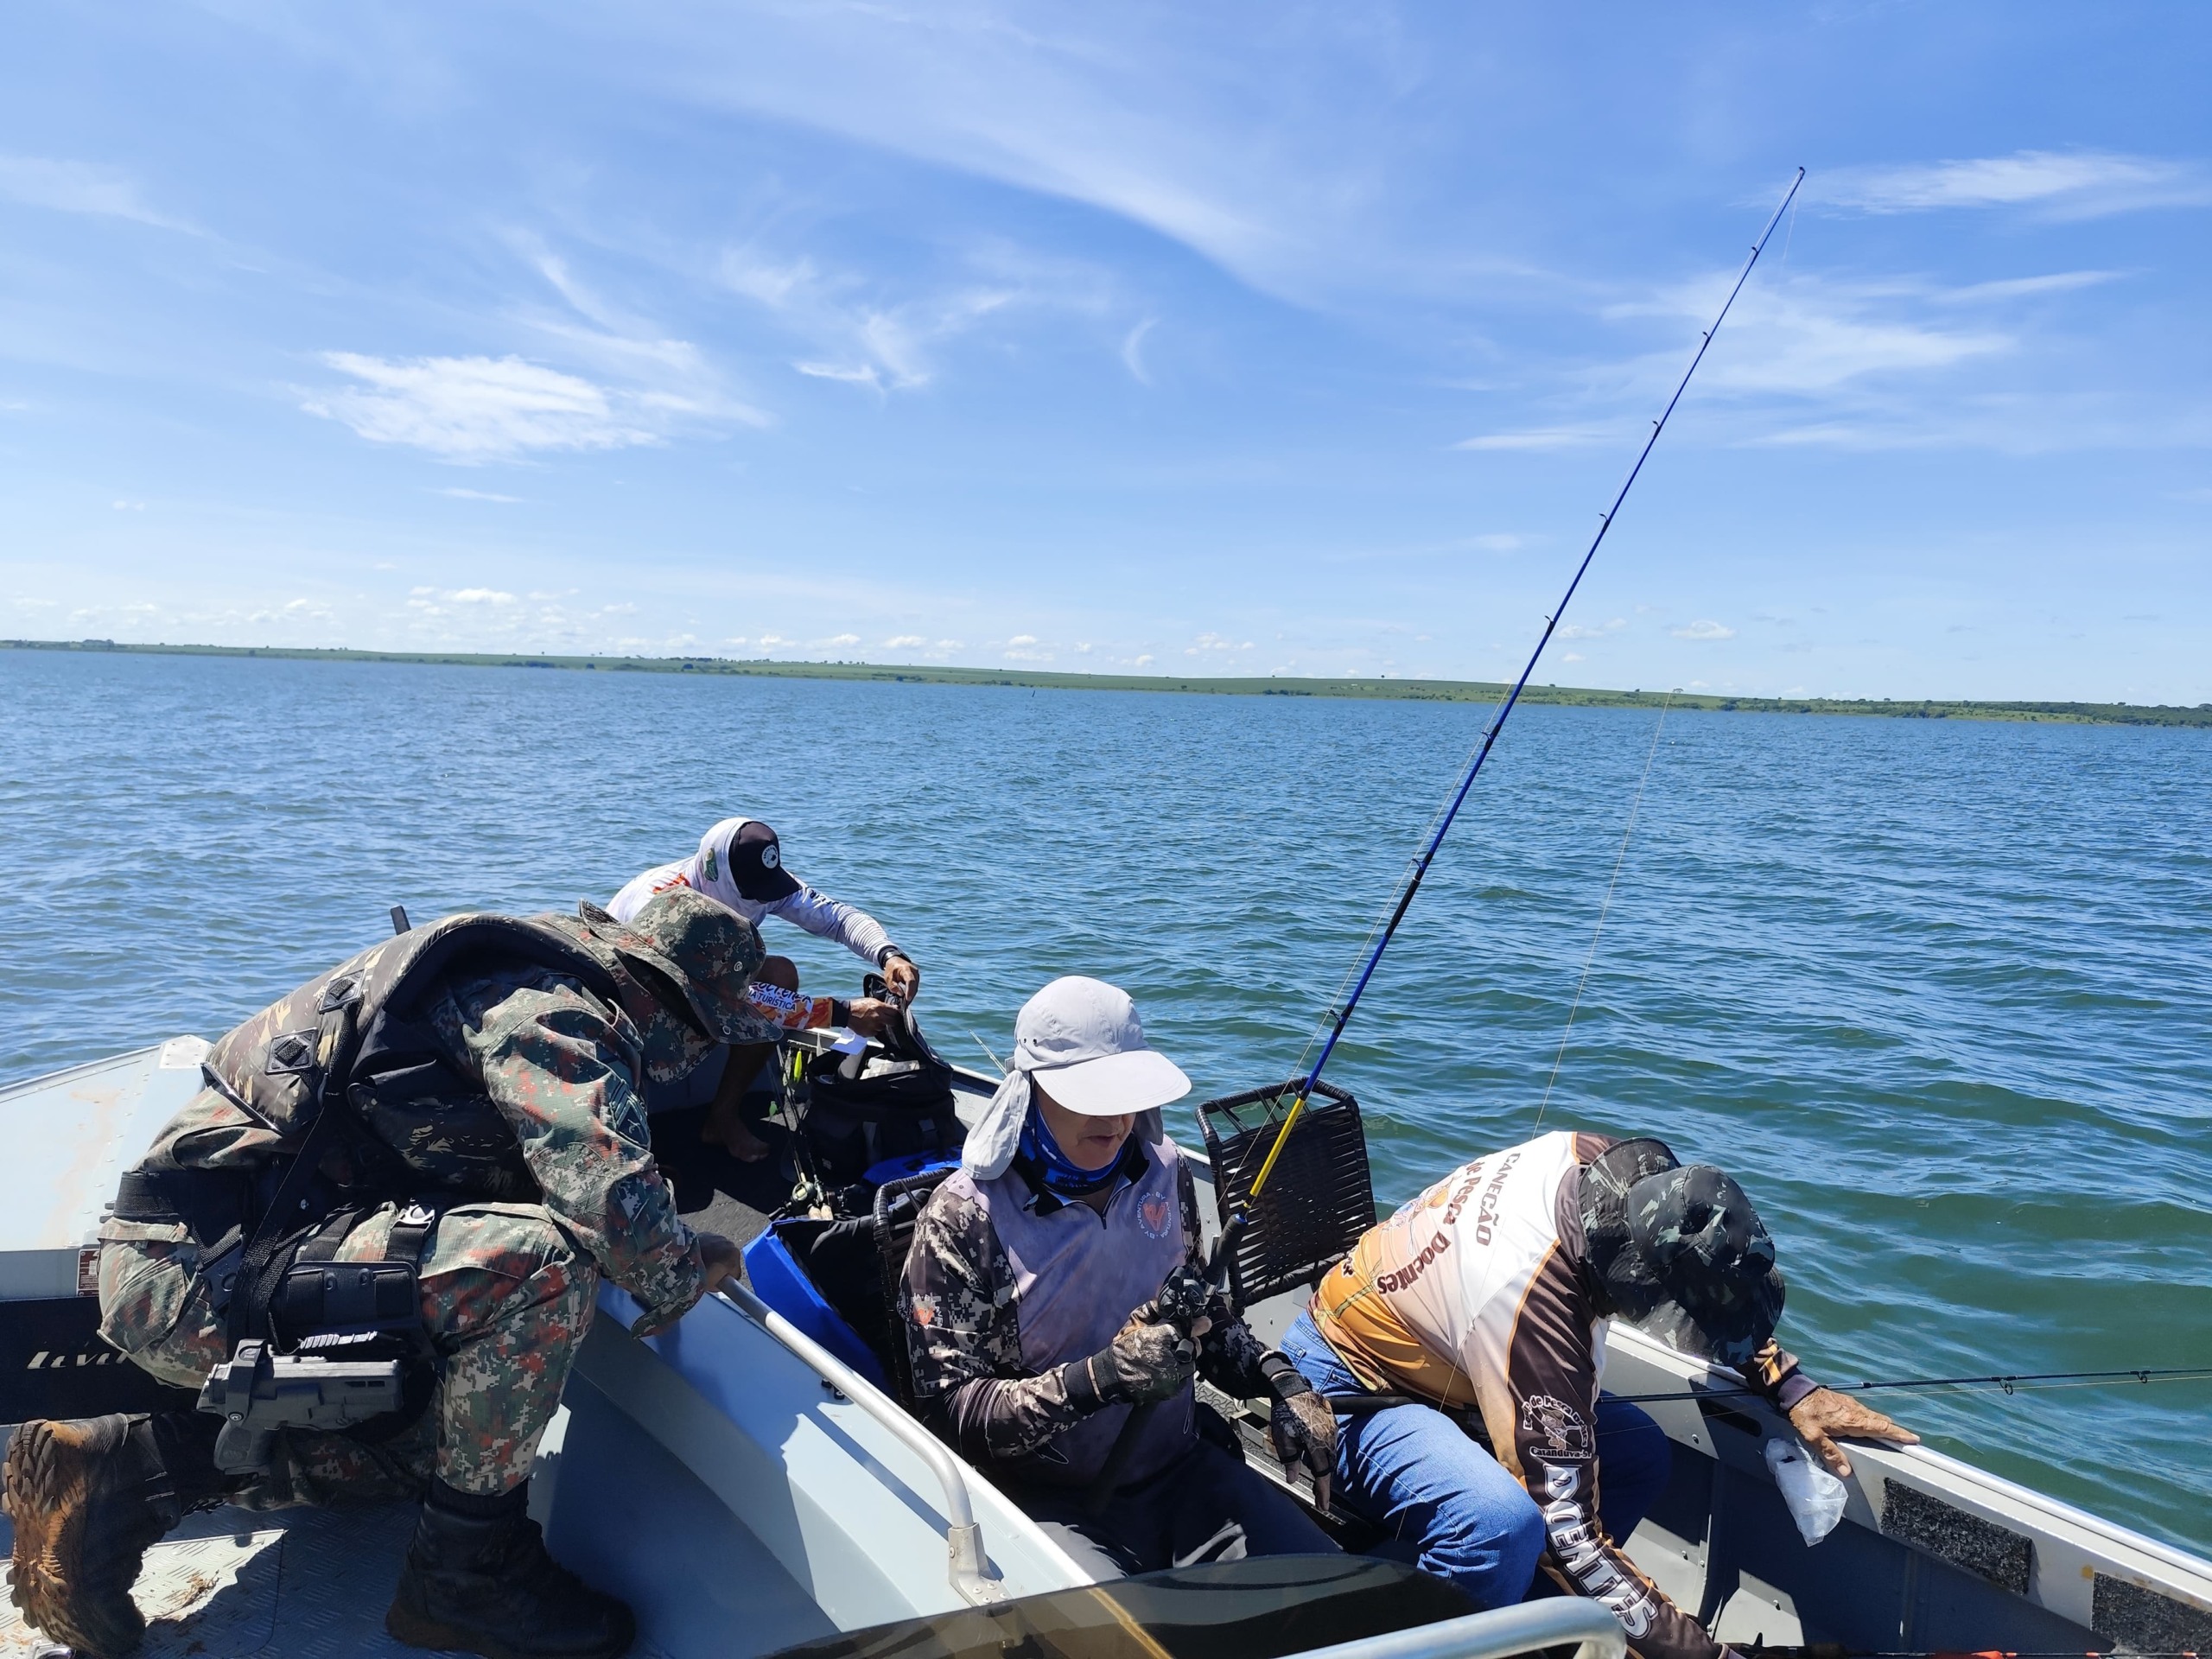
[
  {"x1": 844, "y1": 998, "x2": 900, "y2": 1038},
  {"x1": 1268, "y1": 1381, "x2": 1337, "y2": 1509},
  {"x1": 1787, "y1": 1388, "x2": 1919, "y2": 1478},
  {"x1": 696, "y1": 1230, "x2": 745, "y2": 1298},
  {"x1": 1087, "y1": 1302, "x2": 1198, "y2": 1406},
  {"x1": 882, "y1": 955, "x2": 921, "y2": 1004}
]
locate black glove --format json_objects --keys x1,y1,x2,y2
[
  {"x1": 1081, "y1": 1300, "x2": 1198, "y2": 1407},
  {"x1": 1266, "y1": 1367, "x2": 1337, "y2": 1508}
]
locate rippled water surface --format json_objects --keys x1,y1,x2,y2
[{"x1": 5, "y1": 650, "x2": 2209, "y2": 1551}]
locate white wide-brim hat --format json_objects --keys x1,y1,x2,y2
[
  {"x1": 963, "y1": 976, "x2": 1190, "y2": 1177},
  {"x1": 1015, "y1": 976, "x2": 1192, "y2": 1116}
]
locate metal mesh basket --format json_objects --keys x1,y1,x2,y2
[{"x1": 1198, "y1": 1081, "x2": 1376, "y2": 1309}]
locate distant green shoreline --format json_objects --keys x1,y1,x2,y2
[{"x1": 8, "y1": 637, "x2": 2209, "y2": 728}]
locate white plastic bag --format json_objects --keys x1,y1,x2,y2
[{"x1": 1764, "y1": 1437, "x2": 1847, "y2": 1545}]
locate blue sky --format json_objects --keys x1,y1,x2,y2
[{"x1": 3, "y1": 3, "x2": 2207, "y2": 702}]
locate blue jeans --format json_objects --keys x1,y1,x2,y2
[{"x1": 1279, "y1": 1310, "x2": 1670, "y2": 1608}]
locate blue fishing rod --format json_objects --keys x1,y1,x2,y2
[
  {"x1": 1242, "y1": 167, "x2": 1807, "y2": 1205},
  {"x1": 1090, "y1": 175, "x2": 1808, "y2": 1514}
]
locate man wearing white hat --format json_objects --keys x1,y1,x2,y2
[
  {"x1": 900, "y1": 976, "x2": 1339, "y2": 1578},
  {"x1": 611, "y1": 816, "x2": 912, "y2": 1159}
]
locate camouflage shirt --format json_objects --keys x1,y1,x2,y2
[
  {"x1": 902, "y1": 1151, "x2": 1279, "y2": 1467},
  {"x1": 138, "y1": 964, "x2": 704, "y2": 1325}
]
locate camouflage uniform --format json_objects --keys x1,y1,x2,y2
[{"x1": 99, "y1": 959, "x2": 706, "y2": 1499}]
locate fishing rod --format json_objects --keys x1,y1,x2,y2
[
  {"x1": 1240, "y1": 166, "x2": 1808, "y2": 1205},
  {"x1": 1605, "y1": 1365, "x2": 2212, "y2": 1406}
]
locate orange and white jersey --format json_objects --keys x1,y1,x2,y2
[{"x1": 1311, "y1": 1131, "x2": 1727, "y2": 1659}]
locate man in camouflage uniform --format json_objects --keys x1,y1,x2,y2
[{"x1": 5, "y1": 889, "x2": 773, "y2": 1659}]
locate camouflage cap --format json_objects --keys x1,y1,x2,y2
[
  {"x1": 578, "y1": 889, "x2": 770, "y2": 1046},
  {"x1": 1578, "y1": 1137, "x2": 1785, "y2": 1366}
]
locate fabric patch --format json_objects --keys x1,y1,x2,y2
[{"x1": 1138, "y1": 1191, "x2": 1174, "y2": 1240}]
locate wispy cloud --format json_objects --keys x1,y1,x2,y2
[
  {"x1": 1672, "y1": 620, "x2": 1735, "y2": 640},
  {"x1": 721, "y1": 244, "x2": 1065, "y2": 392},
  {"x1": 1810, "y1": 151, "x2": 2212, "y2": 219},
  {"x1": 436, "y1": 486, "x2": 523, "y2": 502},
  {"x1": 1453, "y1": 425, "x2": 1611, "y2": 452},
  {"x1": 1618, "y1": 275, "x2": 2011, "y2": 397},
  {"x1": 0, "y1": 156, "x2": 195, "y2": 232},
  {"x1": 306, "y1": 354, "x2": 658, "y2": 461},
  {"x1": 1121, "y1": 318, "x2": 1156, "y2": 385}
]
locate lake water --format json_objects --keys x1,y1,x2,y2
[{"x1": 4, "y1": 648, "x2": 2209, "y2": 1553}]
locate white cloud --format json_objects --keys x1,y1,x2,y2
[
  {"x1": 1006, "y1": 633, "x2": 1039, "y2": 646},
  {"x1": 1454, "y1": 426, "x2": 1610, "y2": 452},
  {"x1": 1121, "y1": 318, "x2": 1156, "y2": 385},
  {"x1": 1811, "y1": 151, "x2": 2212, "y2": 218},
  {"x1": 0, "y1": 156, "x2": 194, "y2": 231},
  {"x1": 884, "y1": 634, "x2": 926, "y2": 648},
  {"x1": 1620, "y1": 276, "x2": 2009, "y2": 397},
  {"x1": 305, "y1": 354, "x2": 658, "y2": 461},
  {"x1": 726, "y1": 238, "x2": 1109, "y2": 395},
  {"x1": 1134, "y1": 653, "x2": 1154, "y2": 667},
  {"x1": 823, "y1": 632, "x2": 861, "y2": 646},
  {"x1": 1672, "y1": 620, "x2": 1735, "y2": 640},
  {"x1": 450, "y1": 588, "x2": 517, "y2": 605},
  {"x1": 1560, "y1": 617, "x2": 1625, "y2": 640},
  {"x1": 436, "y1": 486, "x2": 524, "y2": 502}
]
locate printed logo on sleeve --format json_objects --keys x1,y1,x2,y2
[{"x1": 1521, "y1": 1395, "x2": 1594, "y2": 1461}]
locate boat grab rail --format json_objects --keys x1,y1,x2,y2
[
  {"x1": 717, "y1": 1281, "x2": 1007, "y2": 1606},
  {"x1": 1290, "y1": 1598, "x2": 1624, "y2": 1659}
]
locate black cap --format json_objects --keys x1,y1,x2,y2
[
  {"x1": 715, "y1": 819, "x2": 800, "y2": 902},
  {"x1": 1578, "y1": 1138, "x2": 1785, "y2": 1366}
]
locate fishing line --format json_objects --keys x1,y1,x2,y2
[
  {"x1": 1237, "y1": 168, "x2": 1808, "y2": 1203},
  {"x1": 1607, "y1": 1366, "x2": 2212, "y2": 1405},
  {"x1": 1532, "y1": 687, "x2": 1677, "y2": 1132}
]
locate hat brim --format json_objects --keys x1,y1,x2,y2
[
  {"x1": 731, "y1": 866, "x2": 800, "y2": 902},
  {"x1": 608, "y1": 940, "x2": 779, "y2": 1046},
  {"x1": 1637, "y1": 1266, "x2": 1786, "y2": 1368},
  {"x1": 1032, "y1": 1047, "x2": 1191, "y2": 1117}
]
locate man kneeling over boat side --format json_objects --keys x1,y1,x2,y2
[
  {"x1": 900, "y1": 976, "x2": 1340, "y2": 1580},
  {"x1": 5, "y1": 889, "x2": 774, "y2": 1659},
  {"x1": 1279, "y1": 1132, "x2": 1918, "y2": 1659}
]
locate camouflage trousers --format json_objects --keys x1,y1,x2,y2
[{"x1": 97, "y1": 1199, "x2": 598, "y2": 1501}]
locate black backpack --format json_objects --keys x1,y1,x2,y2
[{"x1": 794, "y1": 998, "x2": 962, "y2": 1186}]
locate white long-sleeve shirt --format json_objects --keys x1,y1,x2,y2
[{"x1": 607, "y1": 835, "x2": 900, "y2": 968}]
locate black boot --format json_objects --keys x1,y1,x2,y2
[
  {"x1": 385, "y1": 1483, "x2": 634, "y2": 1659},
  {"x1": 3, "y1": 1412, "x2": 221, "y2": 1659}
]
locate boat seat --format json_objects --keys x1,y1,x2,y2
[
  {"x1": 741, "y1": 1160, "x2": 957, "y2": 1409},
  {"x1": 1198, "y1": 1082, "x2": 1376, "y2": 1306}
]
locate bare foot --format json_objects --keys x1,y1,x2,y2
[{"x1": 705, "y1": 1119, "x2": 772, "y2": 1162}]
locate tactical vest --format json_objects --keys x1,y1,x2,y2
[{"x1": 200, "y1": 912, "x2": 628, "y2": 1203}]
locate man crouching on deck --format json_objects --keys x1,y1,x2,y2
[
  {"x1": 1278, "y1": 1133, "x2": 1918, "y2": 1659},
  {"x1": 900, "y1": 976, "x2": 1338, "y2": 1578}
]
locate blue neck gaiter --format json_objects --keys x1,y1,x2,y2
[{"x1": 1018, "y1": 1102, "x2": 1122, "y2": 1198}]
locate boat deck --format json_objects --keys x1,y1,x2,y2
[{"x1": 0, "y1": 1095, "x2": 816, "y2": 1659}]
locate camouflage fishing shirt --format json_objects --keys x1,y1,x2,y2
[
  {"x1": 135, "y1": 964, "x2": 703, "y2": 1325},
  {"x1": 902, "y1": 1150, "x2": 1281, "y2": 1468}
]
